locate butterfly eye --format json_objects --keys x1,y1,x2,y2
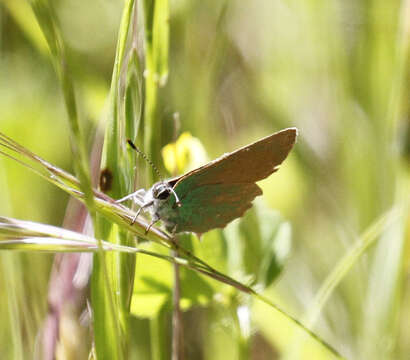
[{"x1": 157, "y1": 189, "x2": 170, "y2": 200}]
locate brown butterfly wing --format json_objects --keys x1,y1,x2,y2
[
  {"x1": 166, "y1": 128, "x2": 297, "y2": 233},
  {"x1": 170, "y1": 128, "x2": 297, "y2": 187},
  {"x1": 164, "y1": 182, "x2": 262, "y2": 233}
]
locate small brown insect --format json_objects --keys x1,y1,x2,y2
[{"x1": 99, "y1": 168, "x2": 113, "y2": 192}]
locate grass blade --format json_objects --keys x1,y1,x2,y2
[{"x1": 0, "y1": 133, "x2": 343, "y2": 357}]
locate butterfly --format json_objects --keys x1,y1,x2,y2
[{"x1": 117, "y1": 128, "x2": 298, "y2": 235}]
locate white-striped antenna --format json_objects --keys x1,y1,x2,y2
[{"x1": 127, "y1": 139, "x2": 163, "y2": 180}]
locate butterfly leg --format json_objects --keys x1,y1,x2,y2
[
  {"x1": 145, "y1": 215, "x2": 160, "y2": 234},
  {"x1": 116, "y1": 189, "x2": 146, "y2": 203},
  {"x1": 131, "y1": 200, "x2": 154, "y2": 225},
  {"x1": 170, "y1": 224, "x2": 178, "y2": 235}
]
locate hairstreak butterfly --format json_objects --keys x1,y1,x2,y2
[{"x1": 117, "y1": 128, "x2": 298, "y2": 234}]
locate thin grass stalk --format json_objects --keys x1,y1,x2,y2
[
  {"x1": 0, "y1": 214, "x2": 341, "y2": 360},
  {"x1": 28, "y1": 1, "x2": 123, "y2": 358},
  {"x1": 283, "y1": 205, "x2": 405, "y2": 360},
  {"x1": 142, "y1": 0, "x2": 169, "y2": 181},
  {"x1": 92, "y1": 0, "x2": 138, "y2": 356},
  {"x1": 149, "y1": 310, "x2": 167, "y2": 360},
  {"x1": 172, "y1": 246, "x2": 184, "y2": 360},
  {"x1": 0, "y1": 254, "x2": 24, "y2": 360},
  {"x1": 0, "y1": 212, "x2": 344, "y2": 358},
  {"x1": 169, "y1": 148, "x2": 183, "y2": 359},
  {"x1": 141, "y1": 1, "x2": 171, "y2": 356},
  {"x1": 29, "y1": 1, "x2": 133, "y2": 357},
  {"x1": 142, "y1": 0, "x2": 159, "y2": 183},
  {"x1": 29, "y1": 0, "x2": 95, "y2": 216},
  {"x1": 0, "y1": 133, "x2": 343, "y2": 357},
  {"x1": 1, "y1": 215, "x2": 342, "y2": 357},
  {"x1": 355, "y1": 3, "x2": 409, "y2": 358}
]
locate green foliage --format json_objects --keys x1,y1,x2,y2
[
  {"x1": 225, "y1": 201, "x2": 291, "y2": 288},
  {"x1": 0, "y1": 0, "x2": 409, "y2": 359}
]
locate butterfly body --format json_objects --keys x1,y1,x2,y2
[
  {"x1": 139, "y1": 180, "x2": 179, "y2": 232},
  {"x1": 119, "y1": 128, "x2": 298, "y2": 234}
]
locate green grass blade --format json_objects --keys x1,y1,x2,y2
[
  {"x1": 142, "y1": 0, "x2": 170, "y2": 180},
  {"x1": 0, "y1": 254, "x2": 24, "y2": 360},
  {"x1": 0, "y1": 213, "x2": 344, "y2": 358},
  {"x1": 283, "y1": 205, "x2": 406, "y2": 359},
  {"x1": 0, "y1": 133, "x2": 344, "y2": 357},
  {"x1": 29, "y1": 0, "x2": 95, "y2": 214},
  {"x1": 152, "y1": 0, "x2": 169, "y2": 86}
]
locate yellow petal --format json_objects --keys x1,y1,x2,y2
[{"x1": 162, "y1": 132, "x2": 208, "y2": 175}]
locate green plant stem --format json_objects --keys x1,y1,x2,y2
[
  {"x1": 142, "y1": 0, "x2": 169, "y2": 181},
  {"x1": 29, "y1": 1, "x2": 125, "y2": 358},
  {"x1": 0, "y1": 254, "x2": 24, "y2": 360},
  {"x1": 172, "y1": 248, "x2": 184, "y2": 360},
  {"x1": 0, "y1": 132, "x2": 343, "y2": 357},
  {"x1": 284, "y1": 205, "x2": 405, "y2": 359},
  {"x1": 94, "y1": 0, "x2": 137, "y2": 357}
]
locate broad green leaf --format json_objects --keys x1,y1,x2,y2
[
  {"x1": 152, "y1": 0, "x2": 169, "y2": 85},
  {"x1": 224, "y1": 200, "x2": 291, "y2": 289},
  {"x1": 131, "y1": 240, "x2": 215, "y2": 318},
  {"x1": 131, "y1": 293, "x2": 169, "y2": 318}
]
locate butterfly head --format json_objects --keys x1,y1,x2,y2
[{"x1": 152, "y1": 182, "x2": 182, "y2": 207}]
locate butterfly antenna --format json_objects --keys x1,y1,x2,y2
[
  {"x1": 169, "y1": 187, "x2": 182, "y2": 207},
  {"x1": 127, "y1": 139, "x2": 163, "y2": 180}
]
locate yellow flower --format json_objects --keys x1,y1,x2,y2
[{"x1": 161, "y1": 132, "x2": 208, "y2": 175}]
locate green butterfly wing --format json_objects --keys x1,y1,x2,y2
[
  {"x1": 162, "y1": 182, "x2": 261, "y2": 233},
  {"x1": 164, "y1": 128, "x2": 297, "y2": 233}
]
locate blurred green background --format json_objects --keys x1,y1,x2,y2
[{"x1": 0, "y1": 0, "x2": 409, "y2": 359}]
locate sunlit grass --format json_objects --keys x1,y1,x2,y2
[{"x1": 0, "y1": 0, "x2": 408, "y2": 359}]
